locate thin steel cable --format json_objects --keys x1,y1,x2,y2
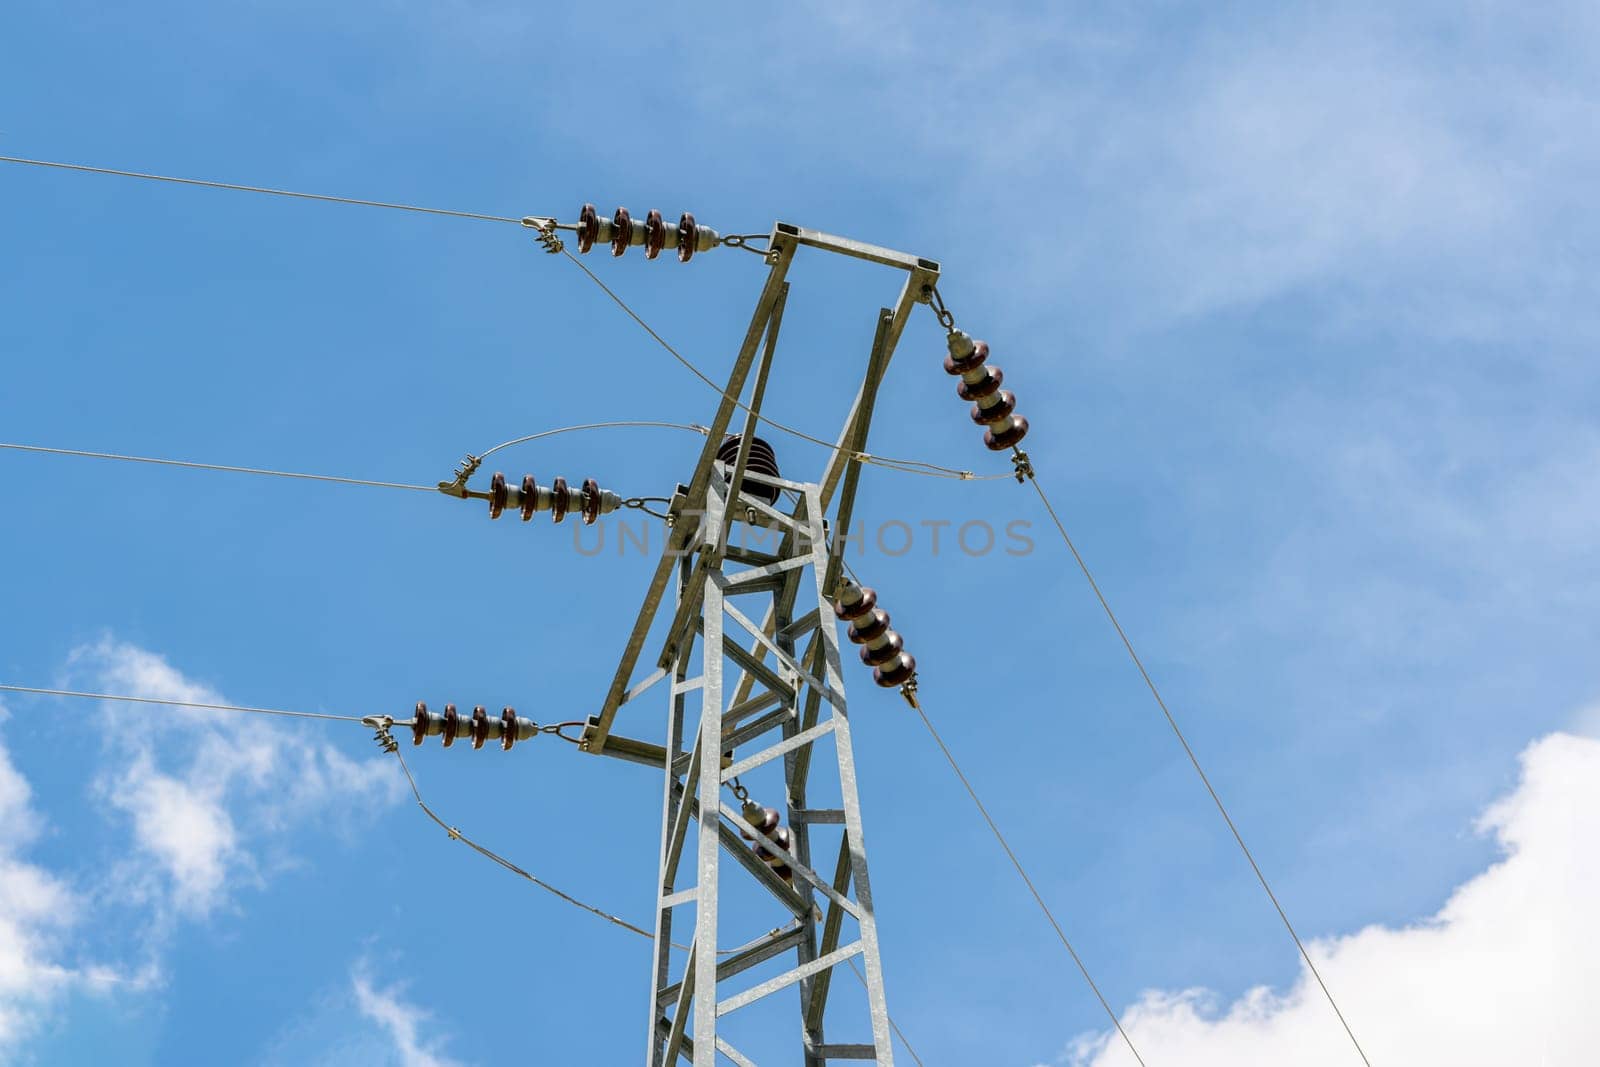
[
  {"x1": 386, "y1": 743, "x2": 927, "y2": 1063},
  {"x1": 477, "y1": 420, "x2": 712, "y2": 461},
  {"x1": 554, "y1": 245, "x2": 1010, "y2": 483},
  {"x1": 0, "y1": 683, "x2": 367, "y2": 723},
  {"x1": 0, "y1": 155, "x2": 525, "y2": 225},
  {"x1": 0, "y1": 441, "x2": 435, "y2": 492},
  {"x1": 1026, "y1": 473, "x2": 1372, "y2": 1066},
  {"x1": 388, "y1": 744, "x2": 666, "y2": 939},
  {"x1": 907, "y1": 693, "x2": 1148, "y2": 1067},
  {"x1": 844, "y1": 957, "x2": 926, "y2": 1067},
  {"x1": 1, "y1": 153, "x2": 998, "y2": 482}
]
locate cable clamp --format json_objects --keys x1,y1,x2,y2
[
  {"x1": 1010, "y1": 449, "x2": 1034, "y2": 483},
  {"x1": 364, "y1": 715, "x2": 399, "y2": 753},
  {"x1": 437, "y1": 453, "x2": 481, "y2": 498},
  {"x1": 533, "y1": 218, "x2": 565, "y2": 254}
]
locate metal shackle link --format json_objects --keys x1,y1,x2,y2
[
  {"x1": 945, "y1": 330, "x2": 1030, "y2": 452},
  {"x1": 738, "y1": 799, "x2": 795, "y2": 883},
  {"x1": 573, "y1": 203, "x2": 719, "y2": 262},
  {"x1": 833, "y1": 577, "x2": 917, "y2": 689},
  {"x1": 487, "y1": 472, "x2": 622, "y2": 526},
  {"x1": 411, "y1": 701, "x2": 539, "y2": 752}
]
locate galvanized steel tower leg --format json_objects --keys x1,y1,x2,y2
[{"x1": 645, "y1": 474, "x2": 894, "y2": 1064}]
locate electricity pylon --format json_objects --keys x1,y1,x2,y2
[{"x1": 577, "y1": 225, "x2": 940, "y2": 1064}]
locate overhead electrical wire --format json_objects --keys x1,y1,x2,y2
[
  {"x1": 2, "y1": 678, "x2": 930, "y2": 1060},
  {"x1": 475, "y1": 419, "x2": 711, "y2": 461},
  {"x1": 0, "y1": 152, "x2": 1005, "y2": 484},
  {"x1": 0, "y1": 441, "x2": 437, "y2": 492},
  {"x1": 555, "y1": 245, "x2": 1012, "y2": 483},
  {"x1": 905, "y1": 692, "x2": 1147, "y2": 1067},
  {"x1": 1024, "y1": 471, "x2": 1372, "y2": 1067},
  {"x1": 0, "y1": 683, "x2": 371, "y2": 723},
  {"x1": 0, "y1": 155, "x2": 526, "y2": 225},
  {"x1": 382, "y1": 737, "x2": 928, "y2": 1065}
]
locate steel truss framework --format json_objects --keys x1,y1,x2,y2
[{"x1": 578, "y1": 224, "x2": 939, "y2": 1065}]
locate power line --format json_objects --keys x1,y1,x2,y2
[
  {"x1": 0, "y1": 441, "x2": 436, "y2": 492},
  {"x1": 0, "y1": 154, "x2": 527, "y2": 225},
  {"x1": 555, "y1": 245, "x2": 1011, "y2": 483},
  {"x1": 387, "y1": 740, "x2": 666, "y2": 940},
  {"x1": 1024, "y1": 472, "x2": 1372, "y2": 1066},
  {"x1": 3, "y1": 152, "x2": 1004, "y2": 483},
  {"x1": 0, "y1": 683, "x2": 369, "y2": 723},
  {"x1": 477, "y1": 420, "x2": 711, "y2": 460},
  {"x1": 383, "y1": 738, "x2": 929, "y2": 1065},
  {"x1": 906, "y1": 692, "x2": 1147, "y2": 1067}
]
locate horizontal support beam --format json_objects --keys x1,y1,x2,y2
[
  {"x1": 716, "y1": 941, "x2": 864, "y2": 1017},
  {"x1": 721, "y1": 718, "x2": 836, "y2": 782},
  {"x1": 657, "y1": 924, "x2": 806, "y2": 1006},
  {"x1": 794, "y1": 808, "x2": 845, "y2": 825},
  {"x1": 809, "y1": 1044, "x2": 877, "y2": 1060},
  {"x1": 721, "y1": 705, "x2": 796, "y2": 753},
  {"x1": 776, "y1": 221, "x2": 939, "y2": 274}
]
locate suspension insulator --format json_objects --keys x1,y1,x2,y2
[
  {"x1": 644, "y1": 209, "x2": 668, "y2": 260},
  {"x1": 520, "y1": 474, "x2": 538, "y2": 521},
  {"x1": 984, "y1": 415, "x2": 1030, "y2": 451},
  {"x1": 577, "y1": 203, "x2": 606, "y2": 254},
  {"x1": 739, "y1": 801, "x2": 795, "y2": 883},
  {"x1": 944, "y1": 332, "x2": 1029, "y2": 452},
  {"x1": 873, "y1": 652, "x2": 917, "y2": 688},
  {"x1": 411, "y1": 702, "x2": 537, "y2": 750},
  {"x1": 489, "y1": 471, "x2": 508, "y2": 519},
  {"x1": 610, "y1": 207, "x2": 633, "y2": 256},
  {"x1": 412, "y1": 701, "x2": 442, "y2": 746},
  {"x1": 944, "y1": 333, "x2": 988, "y2": 375},
  {"x1": 716, "y1": 434, "x2": 782, "y2": 506},
  {"x1": 677, "y1": 212, "x2": 698, "y2": 263},
  {"x1": 442, "y1": 703, "x2": 461, "y2": 748},
  {"x1": 846, "y1": 607, "x2": 892, "y2": 645},
  {"x1": 859, "y1": 631, "x2": 904, "y2": 667},
  {"x1": 956, "y1": 365, "x2": 1004, "y2": 401},
  {"x1": 832, "y1": 583, "x2": 878, "y2": 621},
  {"x1": 834, "y1": 577, "x2": 919, "y2": 693},
  {"x1": 550, "y1": 476, "x2": 570, "y2": 522},
  {"x1": 485, "y1": 474, "x2": 623, "y2": 524},
  {"x1": 970, "y1": 391, "x2": 1017, "y2": 425}
]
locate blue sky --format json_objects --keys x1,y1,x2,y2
[{"x1": 2, "y1": 1, "x2": 1598, "y2": 1064}]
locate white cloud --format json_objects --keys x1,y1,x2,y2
[
  {"x1": 1061, "y1": 732, "x2": 1600, "y2": 1066},
  {"x1": 352, "y1": 966, "x2": 467, "y2": 1067},
  {"x1": 71, "y1": 638, "x2": 401, "y2": 920},
  {"x1": 0, "y1": 735, "x2": 144, "y2": 1053}
]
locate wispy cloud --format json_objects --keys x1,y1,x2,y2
[
  {"x1": 352, "y1": 964, "x2": 467, "y2": 1067},
  {"x1": 1058, "y1": 731, "x2": 1600, "y2": 1065},
  {"x1": 0, "y1": 639, "x2": 403, "y2": 1053},
  {"x1": 0, "y1": 732, "x2": 147, "y2": 1054},
  {"x1": 70, "y1": 638, "x2": 401, "y2": 921}
]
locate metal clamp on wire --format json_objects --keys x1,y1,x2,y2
[
  {"x1": 436, "y1": 454, "x2": 482, "y2": 499},
  {"x1": 363, "y1": 715, "x2": 399, "y2": 753}
]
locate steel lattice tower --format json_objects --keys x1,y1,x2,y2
[{"x1": 577, "y1": 226, "x2": 940, "y2": 1064}]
